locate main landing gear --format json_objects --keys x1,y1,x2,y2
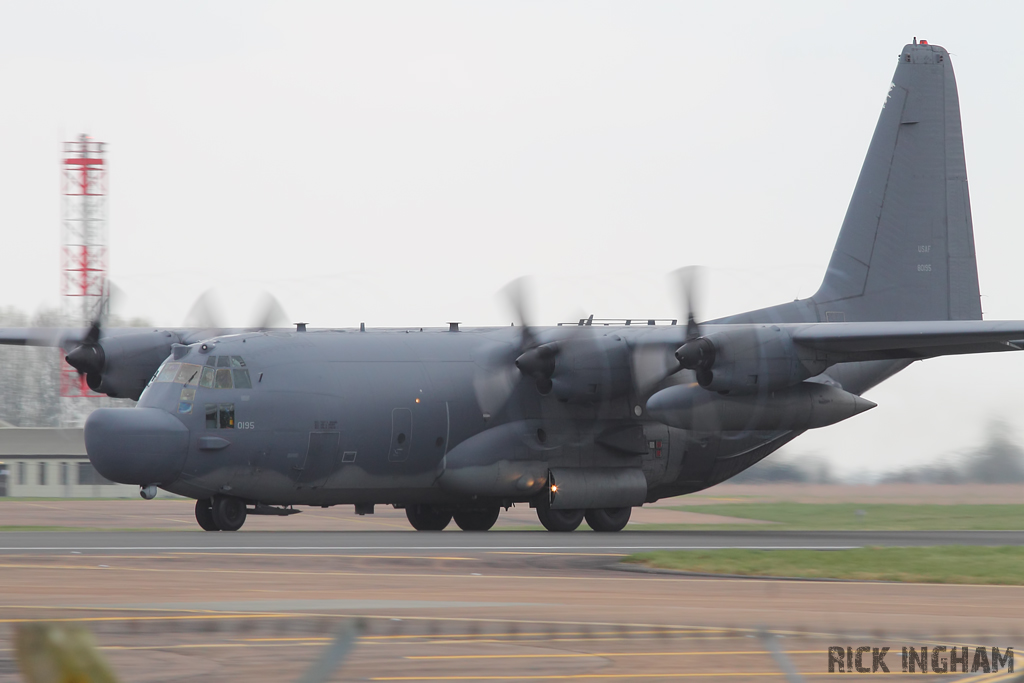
[
  {"x1": 536, "y1": 505, "x2": 632, "y2": 532},
  {"x1": 195, "y1": 496, "x2": 248, "y2": 531},
  {"x1": 405, "y1": 504, "x2": 502, "y2": 531}
]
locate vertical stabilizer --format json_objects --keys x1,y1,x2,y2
[{"x1": 814, "y1": 42, "x2": 982, "y2": 322}]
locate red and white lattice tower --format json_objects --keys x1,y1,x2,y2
[{"x1": 60, "y1": 134, "x2": 108, "y2": 398}]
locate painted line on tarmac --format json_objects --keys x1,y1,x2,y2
[{"x1": 0, "y1": 545, "x2": 862, "y2": 551}]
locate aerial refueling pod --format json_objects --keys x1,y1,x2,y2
[
  {"x1": 645, "y1": 381, "x2": 876, "y2": 431},
  {"x1": 674, "y1": 326, "x2": 828, "y2": 394}
]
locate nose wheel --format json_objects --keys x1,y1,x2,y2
[
  {"x1": 195, "y1": 498, "x2": 219, "y2": 531},
  {"x1": 195, "y1": 496, "x2": 248, "y2": 531}
]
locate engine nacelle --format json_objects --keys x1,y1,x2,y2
[
  {"x1": 675, "y1": 326, "x2": 827, "y2": 393},
  {"x1": 517, "y1": 334, "x2": 632, "y2": 404},
  {"x1": 646, "y1": 381, "x2": 876, "y2": 431},
  {"x1": 72, "y1": 330, "x2": 178, "y2": 400}
]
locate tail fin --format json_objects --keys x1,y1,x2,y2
[{"x1": 813, "y1": 41, "x2": 982, "y2": 322}]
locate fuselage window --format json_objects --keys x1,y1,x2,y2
[
  {"x1": 156, "y1": 362, "x2": 180, "y2": 383},
  {"x1": 218, "y1": 403, "x2": 235, "y2": 429},
  {"x1": 232, "y1": 369, "x2": 252, "y2": 389},
  {"x1": 199, "y1": 366, "x2": 215, "y2": 388},
  {"x1": 215, "y1": 368, "x2": 233, "y2": 389},
  {"x1": 205, "y1": 404, "x2": 218, "y2": 429}
]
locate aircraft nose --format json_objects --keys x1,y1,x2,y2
[{"x1": 85, "y1": 408, "x2": 190, "y2": 485}]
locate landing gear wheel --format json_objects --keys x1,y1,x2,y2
[
  {"x1": 406, "y1": 504, "x2": 452, "y2": 531},
  {"x1": 211, "y1": 496, "x2": 247, "y2": 532},
  {"x1": 536, "y1": 506, "x2": 585, "y2": 532},
  {"x1": 452, "y1": 507, "x2": 500, "y2": 531},
  {"x1": 585, "y1": 507, "x2": 632, "y2": 532},
  {"x1": 195, "y1": 498, "x2": 219, "y2": 531}
]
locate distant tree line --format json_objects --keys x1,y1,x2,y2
[
  {"x1": 731, "y1": 420, "x2": 1024, "y2": 485},
  {"x1": 878, "y1": 420, "x2": 1024, "y2": 484},
  {"x1": 0, "y1": 307, "x2": 143, "y2": 428}
]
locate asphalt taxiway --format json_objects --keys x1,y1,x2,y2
[{"x1": 0, "y1": 529, "x2": 1021, "y2": 555}]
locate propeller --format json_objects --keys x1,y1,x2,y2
[
  {"x1": 64, "y1": 282, "x2": 116, "y2": 383},
  {"x1": 630, "y1": 266, "x2": 707, "y2": 397},
  {"x1": 183, "y1": 289, "x2": 290, "y2": 334}
]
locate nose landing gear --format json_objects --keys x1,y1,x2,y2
[{"x1": 194, "y1": 496, "x2": 248, "y2": 531}]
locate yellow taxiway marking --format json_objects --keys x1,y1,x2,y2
[
  {"x1": 405, "y1": 651, "x2": 819, "y2": 660},
  {"x1": 240, "y1": 629, "x2": 726, "y2": 643},
  {"x1": 370, "y1": 675, "x2": 790, "y2": 681},
  {"x1": 486, "y1": 552, "x2": 629, "y2": 557},
  {"x1": 169, "y1": 552, "x2": 478, "y2": 561}
]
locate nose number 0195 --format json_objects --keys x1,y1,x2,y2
[{"x1": 236, "y1": 421, "x2": 256, "y2": 430}]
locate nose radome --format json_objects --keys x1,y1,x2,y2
[{"x1": 85, "y1": 408, "x2": 190, "y2": 485}]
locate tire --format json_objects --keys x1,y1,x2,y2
[
  {"x1": 585, "y1": 507, "x2": 632, "y2": 532},
  {"x1": 211, "y1": 495, "x2": 247, "y2": 532},
  {"x1": 536, "y1": 506, "x2": 585, "y2": 532},
  {"x1": 406, "y1": 504, "x2": 452, "y2": 531},
  {"x1": 452, "y1": 507, "x2": 500, "y2": 531},
  {"x1": 195, "y1": 498, "x2": 220, "y2": 531}
]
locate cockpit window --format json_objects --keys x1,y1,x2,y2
[
  {"x1": 194, "y1": 356, "x2": 252, "y2": 389},
  {"x1": 175, "y1": 363, "x2": 203, "y2": 385},
  {"x1": 215, "y1": 368, "x2": 233, "y2": 389},
  {"x1": 156, "y1": 363, "x2": 180, "y2": 383}
]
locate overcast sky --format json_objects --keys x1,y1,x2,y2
[{"x1": 1, "y1": 1, "x2": 1023, "y2": 477}]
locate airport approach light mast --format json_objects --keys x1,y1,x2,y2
[{"x1": 59, "y1": 134, "x2": 109, "y2": 407}]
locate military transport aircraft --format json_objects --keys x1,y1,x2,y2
[{"x1": 3, "y1": 40, "x2": 1022, "y2": 532}]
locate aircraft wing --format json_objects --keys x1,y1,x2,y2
[
  {"x1": 790, "y1": 320, "x2": 1024, "y2": 361},
  {"x1": 0, "y1": 328, "x2": 86, "y2": 348}
]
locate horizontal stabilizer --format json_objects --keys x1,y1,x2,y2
[{"x1": 791, "y1": 320, "x2": 1024, "y2": 360}]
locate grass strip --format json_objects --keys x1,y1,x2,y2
[
  {"x1": 625, "y1": 546, "x2": 1024, "y2": 584},
  {"x1": 669, "y1": 503, "x2": 1024, "y2": 530}
]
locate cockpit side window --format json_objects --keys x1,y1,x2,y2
[
  {"x1": 218, "y1": 403, "x2": 235, "y2": 429},
  {"x1": 232, "y1": 369, "x2": 252, "y2": 389},
  {"x1": 205, "y1": 404, "x2": 218, "y2": 429}
]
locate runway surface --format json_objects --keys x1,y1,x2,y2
[
  {"x1": 0, "y1": 529, "x2": 1021, "y2": 554},
  {"x1": 2, "y1": 497, "x2": 1021, "y2": 681},
  {"x1": 1, "y1": 536, "x2": 1022, "y2": 682}
]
